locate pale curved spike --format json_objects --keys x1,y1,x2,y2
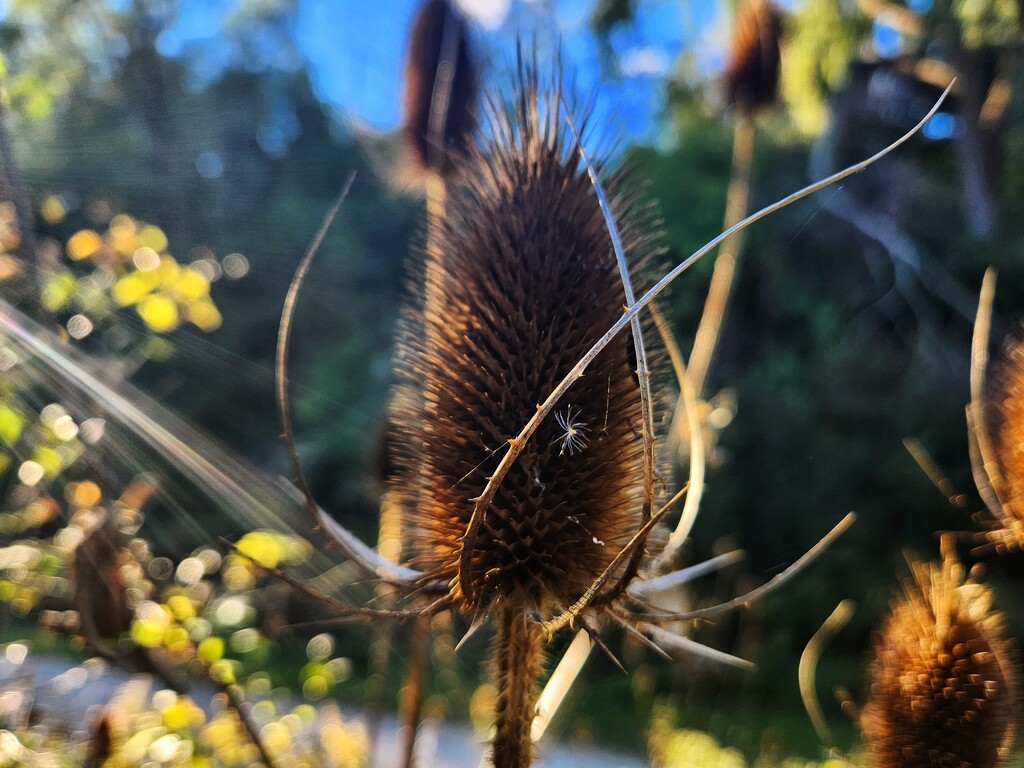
[
  {"x1": 649, "y1": 303, "x2": 707, "y2": 572},
  {"x1": 635, "y1": 512, "x2": 856, "y2": 624},
  {"x1": 610, "y1": 614, "x2": 673, "y2": 661},
  {"x1": 274, "y1": 173, "x2": 422, "y2": 586},
  {"x1": 454, "y1": 610, "x2": 489, "y2": 654},
  {"x1": 459, "y1": 83, "x2": 954, "y2": 607},
  {"x1": 799, "y1": 599, "x2": 855, "y2": 748},
  {"x1": 629, "y1": 549, "x2": 746, "y2": 600},
  {"x1": 643, "y1": 625, "x2": 755, "y2": 670},
  {"x1": 967, "y1": 268, "x2": 1010, "y2": 523},
  {"x1": 532, "y1": 630, "x2": 593, "y2": 742},
  {"x1": 313, "y1": 505, "x2": 423, "y2": 583}
]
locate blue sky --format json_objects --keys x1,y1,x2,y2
[{"x1": 157, "y1": 0, "x2": 725, "y2": 141}]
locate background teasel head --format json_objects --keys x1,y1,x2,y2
[
  {"x1": 724, "y1": 0, "x2": 782, "y2": 115},
  {"x1": 861, "y1": 540, "x2": 1018, "y2": 768},
  {"x1": 388, "y1": 58, "x2": 663, "y2": 617},
  {"x1": 401, "y1": 0, "x2": 476, "y2": 180}
]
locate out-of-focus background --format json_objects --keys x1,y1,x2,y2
[{"x1": 0, "y1": 0, "x2": 1023, "y2": 765}]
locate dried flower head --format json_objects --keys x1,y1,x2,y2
[
  {"x1": 402, "y1": 0, "x2": 476, "y2": 179},
  {"x1": 725, "y1": 0, "x2": 782, "y2": 115},
  {"x1": 71, "y1": 518, "x2": 131, "y2": 641},
  {"x1": 390, "y1": 59, "x2": 660, "y2": 616},
  {"x1": 861, "y1": 542, "x2": 1018, "y2": 768}
]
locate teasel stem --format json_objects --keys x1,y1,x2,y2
[
  {"x1": 399, "y1": 615, "x2": 431, "y2": 768},
  {"x1": 214, "y1": 672, "x2": 282, "y2": 768},
  {"x1": 491, "y1": 603, "x2": 544, "y2": 768},
  {"x1": 686, "y1": 114, "x2": 755, "y2": 402}
]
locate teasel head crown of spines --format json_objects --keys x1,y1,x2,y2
[
  {"x1": 861, "y1": 540, "x2": 1018, "y2": 768},
  {"x1": 389, "y1": 57, "x2": 663, "y2": 617},
  {"x1": 725, "y1": 0, "x2": 782, "y2": 115},
  {"x1": 401, "y1": 0, "x2": 477, "y2": 180}
]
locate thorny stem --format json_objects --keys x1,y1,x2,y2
[
  {"x1": 491, "y1": 602, "x2": 544, "y2": 768},
  {"x1": 458, "y1": 83, "x2": 952, "y2": 611},
  {"x1": 400, "y1": 615, "x2": 431, "y2": 768},
  {"x1": 214, "y1": 673, "x2": 281, "y2": 768}
]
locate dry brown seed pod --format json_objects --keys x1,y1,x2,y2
[
  {"x1": 725, "y1": 0, "x2": 782, "y2": 115},
  {"x1": 389, "y1": 59, "x2": 661, "y2": 616},
  {"x1": 70, "y1": 518, "x2": 131, "y2": 642},
  {"x1": 861, "y1": 541, "x2": 1018, "y2": 768},
  {"x1": 402, "y1": 0, "x2": 476, "y2": 179}
]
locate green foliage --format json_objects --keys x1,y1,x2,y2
[{"x1": 781, "y1": 0, "x2": 867, "y2": 135}]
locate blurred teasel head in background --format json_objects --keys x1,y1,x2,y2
[
  {"x1": 725, "y1": 0, "x2": 782, "y2": 115},
  {"x1": 861, "y1": 540, "x2": 1018, "y2": 768},
  {"x1": 401, "y1": 0, "x2": 477, "y2": 180}
]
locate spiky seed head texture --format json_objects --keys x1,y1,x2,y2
[
  {"x1": 861, "y1": 549, "x2": 1018, "y2": 768},
  {"x1": 390, "y1": 61, "x2": 661, "y2": 615},
  {"x1": 725, "y1": 0, "x2": 782, "y2": 115},
  {"x1": 984, "y1": 333, "x2": 1024, "y2": 549},
  {"x1": 401, "y1": 0, "x2": 476, "y2": 179}
]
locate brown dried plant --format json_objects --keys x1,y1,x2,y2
[
  {"x1": 724, "y1": 0, "x2": 782, "y2": 116},
  {"x1": 861, "y1": 538, "x2": 1018, "y2": 768},
  {"x1": 273, "y1": 58, "x2": 952, "y2": 768},
  {"x1": 401, "y1": 0, "x2": 476, "y2": 181}
]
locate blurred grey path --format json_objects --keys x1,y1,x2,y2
[{"x1": 3, "y1": 655, "x2": 645, "y2": 768}]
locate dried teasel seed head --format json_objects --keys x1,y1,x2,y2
[
  {"x1": 401, "y1": 0, "x2": 477, "y2": 179},
  {"x1": 70, "y1": 518, "x2": 131, "y2": 641},
  {"x1": 725, "y1": 0, "x2": 782, "y2": 115},
  {"x1": 861, "y1": 543, "x2": 1018, "y2": 768},
  {"x1": 389, "y1": 59, "x2": 662, "y2": 615}
]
